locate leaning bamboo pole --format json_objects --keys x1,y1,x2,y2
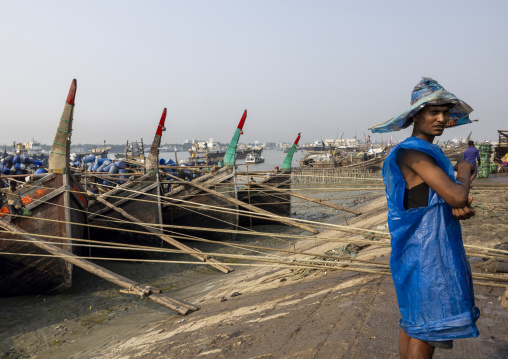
[
  {"x1": 177, "y1": 181, "x2": 320, "y2": 235},
  {"x1": 95, "y1": 197, "x2": 232, "y2": 273},
  {"x1": 0, "y1": 218, "x2": 197, "y2": 315}
]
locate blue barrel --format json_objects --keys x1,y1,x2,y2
[
  {"x1": 102, "y1": 164, "x2": 112, "y2": 172},
  {"x1": 96, "y1": 158, "x2": 109, "y2": 166},
  {"x1": 115, "y1": 160, "x2": 126, "y2": 169},
  {"x1": 159, "y1": 158, "x2": 166, "y2": 165},
  {"x1": 109, "y1": 163, "x2": 119, "y2": 174},
  {"x1": 35, "y1": 168, "x2": 47, "y2": 175},
  {"x1": 14, "y1": 163, "x2": 21, "y2": 169},
  {"x1": 26, "y1": 157, "x2": 35, "y2": 164},
  {"x1": 2, "y1": 167, "x2": 10, "y2": 175},
  {"x1": 97, "y1": 160, "x2": 111, "y2": 172},
  {"x1": 12, "y1": 155, "x2": 20, "y2": 164},
  {"x1": 34, "y1": 160, "x2": 42, "y2": 167},
  {"x1": 84, "y1": 155, "x2": 96, "y2": 163},
  {"x1": 20, "y1": 155, "x2": 28, "y2": 163},
  {"x1": 4, "y1": 155, "x2": 13, "y2": 164},
  {"x1": 93, "y1": 163, "x2": 100, "y2": 171}
]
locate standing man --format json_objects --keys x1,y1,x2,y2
[
  {"x1": 463, "y1": 140, "x2": 481, "y2": 182},
  {"x1": 370, "y1": 77, "x2": 479, "y2": 359}
]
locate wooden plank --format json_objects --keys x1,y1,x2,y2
[
  {"x1": 163, "y1": 167, "x2": 234, "y2": 200},
  {"x1": 88, "y1": 183, "x2": 158, "y2": 219},
  {"x1": 87, "y1": 172, "x2": 154, "y2": 207},
  {"x1": 95, "y1": 197, "x2": 233, "y2": 273}
]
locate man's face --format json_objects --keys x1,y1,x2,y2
[{"x1": 413, "y1": 105, "x2": 451, "y2": 138}]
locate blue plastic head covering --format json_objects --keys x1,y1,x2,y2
[{"x1": 369, "y1": 77, "x2": 473, "y2": 133}]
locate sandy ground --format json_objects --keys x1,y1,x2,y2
[{"x1": 1, "y1": 176, "x2": 508, "y2": 358}]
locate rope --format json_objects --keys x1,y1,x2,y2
[
  {"x1": 1, "y1": 251, "x2": 505, "y2": 288},
  {"x1": 7, "y1": 182, "x2": 508, "y2": 255},
  {"x1": 6, "y1": 184, "x2": 508, "y2": 259}
]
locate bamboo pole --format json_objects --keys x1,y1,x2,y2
[
  {"x1": 179, "y1": 181, "x2": 320, "y2": 235},
  {"x1": 0, "y1": 218, "x2": 197, "y2": 315},
  {"x1": 254, "y1": 183, "x2": 362, "y2": 215},
  {"x1": 95, "y1": 197, "x2": 233, "y2": 273}
]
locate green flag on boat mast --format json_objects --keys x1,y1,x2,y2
[{"x1": 223, "y1": 110, "x2": 247, "y2": 167}]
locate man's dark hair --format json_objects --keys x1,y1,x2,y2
[{"x1": 468, "y1": 140, "x2": 474, "y2": 146}]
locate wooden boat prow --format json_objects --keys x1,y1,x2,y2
[{"x1": 0, "y1": 79, "x2": 88, "y2": 296}]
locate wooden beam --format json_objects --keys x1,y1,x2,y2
[
  {"x1": 88, "y1": 183, "x2": 158, "y2": 219},
  {"x1": 0, "y1": 219, "x2": 197, "y2": 315},
  {"x1": 95, "y1": 197, "x2": 233, "y2": 273}
]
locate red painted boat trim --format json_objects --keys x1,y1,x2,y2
[
  {"x1": 156, "y1": 108, "x2": 167, "y2": 136},
  {"x1": 294, "y1": 132, "x2": 301, "y2": 145},
  {"x1": 66, "y1": 79, "x2": 77, "y2": 105},
  {"x1": 237, "y1": 110, "x2": 247, "y2": 130}
]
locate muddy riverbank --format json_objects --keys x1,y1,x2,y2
[{"x1": 1, "y1": 177, "x2": 507, "y2": 358}]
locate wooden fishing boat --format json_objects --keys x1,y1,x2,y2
[
  {"x1": 0, "y1": 79, "x2": 88, "y2": 296},
  {"x1": 159, "y1": 111, "x2": 248, "y2": 240},
  {"x1": 86, "y1": 109, "x2": 167, "y2": 248},
  {"x1": 237, "y1": 133, "x2": 300, "y2": 226},
  {"x1": 341, "y1": 153, "x2": 386, "y2": 172},
  {"x1": 85, "y1": 110, "x2": 232, "y2": 272}
]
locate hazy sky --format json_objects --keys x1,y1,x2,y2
[{"x1": 1, "y1": 1, "x2": 507, "y2": 147}]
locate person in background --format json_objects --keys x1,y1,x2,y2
[
  {"x1": 369, "y1": 77, "x2": 479, "y2": 359},
  {"x1": 463, "y1": 140, "x2": 481, "y2": 182}
]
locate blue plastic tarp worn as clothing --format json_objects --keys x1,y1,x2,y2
[{"x1": 383, "y1": 136, "x2": 480, "y2": 341}]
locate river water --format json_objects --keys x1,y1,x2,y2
[{"x1": 156, "y1": 149, "x2": 306, "y2": 171}]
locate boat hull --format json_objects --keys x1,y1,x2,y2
[
  {"x1": 162, "y1": 167, "x2": 238, "y2": 240},
  {"x1": 87, "y1": 173, "x2": 163, "y2": 252},
  {"x1": 0, "y1": 174, "x2": 87, "y2": 297},
  {"x1": 237, "y1": 173, "x2": 291, "y2": 226}
]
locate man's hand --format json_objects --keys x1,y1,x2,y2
[{"x1": 452, "y1": 196, "x2": 475, "y2": 220}]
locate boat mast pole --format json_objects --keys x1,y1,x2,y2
[
  {"x1": 223, "y1": 110, "x2": 247, "y2": 167},
  {"x1": 281, "y1": 133, "x2": 301, "y2": 173}
]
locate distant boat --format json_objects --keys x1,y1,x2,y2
[{"x1": 245, "y1": 153, "x2": 265, "y2": 164}]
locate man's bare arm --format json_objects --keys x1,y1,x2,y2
[{"x1": 397, "y1": 149, "x2": 472, "y2": 208}]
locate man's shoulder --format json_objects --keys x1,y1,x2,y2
[{"x1": 397, "y1": 147, "x2": 436, "y2": 166}]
